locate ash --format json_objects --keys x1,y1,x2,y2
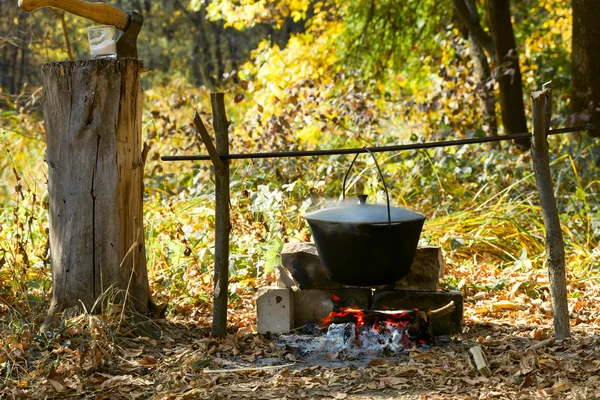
[{"x1": 275, "y1": 323, "x2": 424, "y2": 367}]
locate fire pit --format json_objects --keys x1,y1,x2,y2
[
  {"x1": 319, "y1": 300, "x2": 456, "y2": 351},
  {"x1": 256, "y1": 242, "x2": 464, "y2": 342}
]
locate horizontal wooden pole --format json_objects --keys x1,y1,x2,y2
[{"x1": 161, "y1": 125, "x2": 594, "y2": 162}]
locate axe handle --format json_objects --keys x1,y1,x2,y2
[{"x1": 18, "y1": 0, "x2": 129, "y2": 31}]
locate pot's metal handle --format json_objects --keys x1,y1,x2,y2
[{"x1": 342, "y1": 147, "x2": 392, "y2": 228}]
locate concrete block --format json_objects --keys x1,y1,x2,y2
[
  {"x1": 257, "y1": 287, "x2": 294, "y2": 334},
  {"x1": 371, "y1": 290, "x2": 463, "y2": 335},
  {"x1": 395, "y1": 246, "x2": 445, "y2": 291},
  {"x1": 281, "y1": 242, "x2": 343, "y2": 289},
  {"x1": 293, "y1": 288, "x2": 371, "y2": 328}
]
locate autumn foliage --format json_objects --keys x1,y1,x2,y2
[{"x1": 0, "y1": 0, "x2": 599, "y2": 398}]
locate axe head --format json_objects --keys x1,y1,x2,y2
[{"x1": 116, "y1": 10, "x2": 143, "y2": 59}]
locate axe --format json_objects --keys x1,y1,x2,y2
[{"x1": 18, "y1": 0, "x2": 143, "y2": 59}]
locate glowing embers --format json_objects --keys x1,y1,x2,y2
[{"x1": 320, "y1": 303, "x2": 433, "y2": 352}]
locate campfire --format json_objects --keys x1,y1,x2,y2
[
  {"x1": 318, "y1": 296, "x2": 456, "y2": 352},
  {"x1": 257, "y1": 241, "x2": 464, "y2": 361}
]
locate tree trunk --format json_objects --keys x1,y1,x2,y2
[
  {"x1": 41, "y1": 59, "x2": 152, "y2": 318},
  {"x1": 572, "y1": 0, "x2": 600, "y2": 137},
  {"x1": 486, "y1": 0, "x2": 529, "y2": 147},
  {"x1": 459, "y1": 0, "x2": 498, "y2": 139}
]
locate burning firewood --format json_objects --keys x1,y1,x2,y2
[{"x1": 320, "y1": 301, "x2": 457, "y2": 348}]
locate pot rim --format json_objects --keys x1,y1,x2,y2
[{"x1": 304, "y1": 204, "x2": 426, "y2": 225}]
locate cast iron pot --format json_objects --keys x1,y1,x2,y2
[{"x1": 304, "y1": 149, "x2": 426, "y2": 287}]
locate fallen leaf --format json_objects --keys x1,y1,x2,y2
[
  {"x1": 510, "y1": 281, "x2": 524, "y2": 296},
  {"x1": 48, "y1": 378, "x2": 67, "y2": 393},
  {"x1": 369, "y1": 358, "x2": 393, "y2": 367},
  {"x1": 491, "y1": 300, "x2": 524, "y2": 311},
  {"x1": 531, "y1": 328, "x2": 545, "y2": 340},
  {"x1": 548, "y1": 381, "x2": 572, "y2": 393},
  {"x1": 45, "y1": 366, "x2": 69, "y2": 392},
  {"x1": 462, "y1": 376, "x2": 488, "y2": 385},
  {"x1": 120, "y1": 347, "x2": 144, "y2": 358},
  {"x1": 579, "y1": 360, "x2": 599, "y2": 372},
  {"x1": 383, "y1": 377, "x2": 407, "y2": 386},
  {"x1": 137, "y1": 356, "x2": 157, "y2": 367},
  {"x1": 100, "y1": 375, "x2": 134, "y2": 390},
  {"x1": 473, "y1": 292, "x2": 487, "y2": 300}
]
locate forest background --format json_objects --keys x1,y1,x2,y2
[{"x1": 0, "y1": 0, "x2": 599, "y2": 397}]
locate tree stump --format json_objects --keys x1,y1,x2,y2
[{"x1": 41, "y1": 59, "x2": 151, "y2": 318}]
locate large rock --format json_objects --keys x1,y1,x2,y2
[
  {"x1": 282, "y1": 242, "x2": 444, "y2": 290},
  {"x1": 281, "y1": 242, "x2": 342, "y2": 289},
  {"x1": 395, "y1": 246, "x2": 444, "y2": 291}
]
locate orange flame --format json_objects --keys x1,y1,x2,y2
[
  {"x1": 321, "y1": 307, "x2": 366, "y2": 328},
  {"x1": 321, "y1": 305, "x2": 416, "y2": 332}
]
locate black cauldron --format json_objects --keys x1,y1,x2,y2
[{"x1": 304, "y1": 149, "x2": 426, "y2": 286}]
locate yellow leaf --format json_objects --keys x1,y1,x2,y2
[{"x1": 491, "y1": 300, "x2": 524, "y2": 311}]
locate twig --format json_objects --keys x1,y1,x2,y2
[
  {"x1": 50, "y1": 9, "x2": 73, "y2": 61},
  {"x1": 430, "y1": 301, "x2": 456, "y2": 320},
  {"x1": 527, "y1": 337, "x2": 555, "y2": 352},
  {"x1": 203, "y1": 363, "x2": 295, "y2": 374}
]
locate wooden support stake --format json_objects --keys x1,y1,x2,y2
[
  {"x1": 210, "y1": 93, "x2": 231, "y2": 338},
  {"x1": 530, "y1": 84, "x2": 570, "y2": 339}
]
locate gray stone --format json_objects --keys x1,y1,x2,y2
[
  {"x1": 371, "y1": 290, "x2": 463, "y2": 335},
  {"x1": 282, "y1": 243, "x2": 444, "y2": 290},
  {"x1": 281, "y1": 242, "x2": 342, "y2": 289},
  {"x1": 293, "y1": 288, "x2": 371, "y2": 328},
  {"x1": 395, "y1": 246, "x2": 445, "y2": 291},
  {"x1": 257, "y1": 287, "x2": 294, "y2": 334},
  {"x1": 274, "y1": 265, "x2": 299, "y2": 290}
]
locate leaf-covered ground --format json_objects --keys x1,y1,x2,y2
[{"x1": 2, "y1": 262, "x2": 599, "y2": 399}]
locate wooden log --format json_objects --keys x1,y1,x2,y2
[
  {"x1": 210, "y1": 92, "x2": 231, "y2": 338},
  {"x1": 530, "y1": 85, "x2": 570, "y2": 339},
  {"x1": 41, "y1": 59, "x2": 151, "y2": 319},
  {"x1": 469, "y1": 345, "x2": 492, "y2": 377}
]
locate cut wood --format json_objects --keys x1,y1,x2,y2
[
  {"x1": 469, "y1": 345, "x2": 492, "y2": 377},
  {"x1": 41, "y1": 59, "x2": 151, "y2": 321}
]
